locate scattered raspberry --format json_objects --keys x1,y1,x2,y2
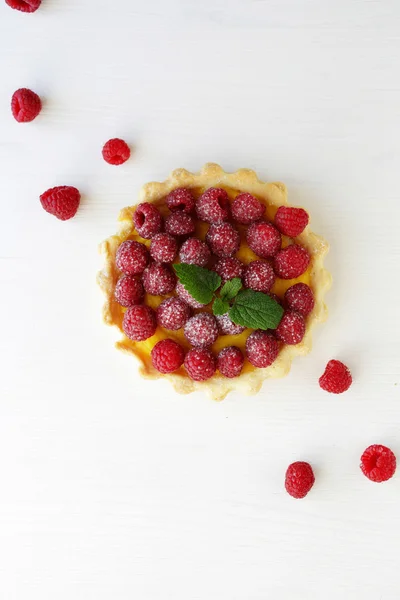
[
  {"x1": 217, "y1": 346, "x2": 244, "y2": 378},
  {"x1": 166, "y1": 188, "x2": 195, "y2": 213},
  {"x1": 276, "y1": 311, "x2": 305, "y2": 345},
  {"x1": 196, "y1": 187, "x2": 230, "y2": 223},
  {"x1": 133, "y1": 203, "x2": 163, "y2": 239},
  {"x1": 360, "y1": 445, "x2": 396, "y2": 483},
  {"x1": 115, "y1": 240, "x2": 149, "y2": 275},
  {"x1": 157, "y1": 297, "x2": 191, "y2": 330},
  {"x1": 150, "y1": 233, "x2": 178, "y2": 263},
  {"x1": 6, "y1": 0, "x2": 40, "y2": 13},
  {"x1": 176, "y1": 282, "x2": 206, "y2": 309},
  {"x1": 246, "y1": 330, "x2": 279, "y2": 368},
  {"x1": 165, "y1": 211, "x2": 195, "y2": 236},
  {"x1": 102, "y1": 138, "x2": 130, "y2": 165},
  {"x1": 275, "y1": 206, "x2": 309, "y2": 238},
  {"x1": 269, "y1": 293, "x2": 283, "y2": 306},
  {"x1": 206, "y1": 222, "x2": 240, "y2": 258},
  {"x1": 184, "y1": 313, "x2": 218, "y2": 348},
  {"x1": 231, "y1": 193, "x2": 266, "y2": 225},
  {"x1": 122, "y1": 305, "x2": 157, "y2": 341},
  {"x1": 39, "y1": 186, "x2": 80, "y2": 221},
  {"x1": 284, "y1": 283, "x2": 315, "y2": 316},
  {"x1": 142, "y1": 263, "x2": 176, "y2": 296},
  {"x1": 11, "y1": 88, "x2": 42, "y2": 122},
  {"x1": 179, "y1": 237, "x2": 211, "y2": 267},
  {"x1": 151, "y1": 339, "x2": 185, "y2": 374},
  {"x1": 214, "y1": 257, "x2": 244, "y2": 283},
  {"x1": 285, "y1": 462, "x2": 315, "y2": 499},
  {"x1": 114, "y1": 275, "x2": 144, "y2": 307},
  {"x1": 184, "y1": 348, "x2": 216, "y2": 381},
  {"x1": 243, "y1": 260, "x2": 275, "y2": 293},
  {"x1": 273, "y1": 244, "x2": 310, "y2": 279},
  {"x1": 319, "y1": 360, "x2": 352, "y2": 394},
  {"x1": 247, "y1": 221, "x2": 281, "y2": 258},
  {"x1": 216, "y1": 313, "x2": 246, "y2": 336}
]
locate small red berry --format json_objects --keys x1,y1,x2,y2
[
  {"x1": 360, "y1": 445, "x2": 396, "y2": 483},
  {"x1": 142, "y1": 263, "x2": 176, "y2": 296},
  {"x1": 214, "y1": 257, "x2": 244, "y2": 283},
  {"x1": 206, "y1": 222, "x2": 240, "y2": 258},
  {"x1": 284, "y1": 283, "x2": 315, "y2": 316},
  {"x1": 165, "y1": 211, "x2": 195, "y2": 236},
  {"x1": 122, "y1": 305, "x2": 157, "y2": 341},
  {"x1": 216, "y1": 313, "x2": 246, "y2": 336},
  {"x1": 246, "y1": 330, "x2": 279, "y2": 368},
  {"x1": 114, "y1": 275, "x2": 144, "y2": 307},
  {"x1": 176, "y1": 282, "x2": 206, "y2": 309},
  {"x1": 247, "y1": 221, "x2": 281, "y2": 258},
  {"x1": 285, "y1": 462, "x2": 315, "y2": 499},
  {"x1": 243, "y1": 260, "x2": 275, "y2": 293},
  {"x1": 273, "y1": 244, "x2": 310, "y2": 279},
  {"x1": 179, "y1": 237, "x2": 211, "y2": 266},
  {"x1": 133, "y1": 203, "x2": 162, "y2": 239},
  {"x1": 6, "y1": 0, "x2": 41, "y2": 11},
  {"x1": 166, "y1": 188, "x2": 195, "y2": 213},
  {"x1": 150, "y1": 233, "x2": 178, "y2": 263},
  {"x1": 115, "y1": 240, "x2": 149, "y2": 275},
  {"x1": 11, "y1": 88, "x2": 41, "y2": 122},
  {"x1": 275, "y1": 206, "x2": 309, "y2": 238},
  {"x1": 102, "y1": 138, "x2": 130, "y2": 165},
  {"x1": 319, "y1": 360, "x2": 352, "y2": 394},
  {"x1": 157, "y1": 297, "x2": 191, "y2": 330},
  {"x1": 217, "y1": 346, "x2": 244, "y2": 378},
  {"x1": 40, "y1": 186, "x2": 80, "y2": 221},
  {"x1": 151, "y1": 339, "x2": 185, "y2": 374},
  {"x1": 231, "y1": 192, "x2": 265, "y2": 225},
  {"x1": 276, "y1": 311, "x2": 305, "y2": 345},
  {"x1": 184, "y1": 313, "x2": 218, "y2": 348},
  {"x1": 184, "y1": 348, "x2": 216, "y2": 381},
  {"x1": 196, "y1": 187, "x2": 230, "y2": 223}
]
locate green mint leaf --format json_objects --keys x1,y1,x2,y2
[
  {"x1": 229, "y1": 290, "x2": 284, "y2": 330},
  {"x1": 220, "y1": 277, "x2": 242, "y2": 301},
  {"x1": 173, "y1": 263, "x2": 221, "y2": 305},
  {"x1": 213, "y1": 297, "x2": 230, "y2": 316}
]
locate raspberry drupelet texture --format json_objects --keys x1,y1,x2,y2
[
  {"x1": 214, "y1": 257, "x2": 244, "y2": 283},
  {"x1": 231, "y1": 192, "x2": 266, "y2": 225},
  {"x1": 150, "y1": 233, "x2": 178, "y2": 263},
  {"x1": 196, "y1": 187, "x2": 230, "y2": 223},
  {"x1": 40, "y1": 186, "x2": 80, "y2": 221},
  {"x1": 115, "y1": 240, "x2": 149, "y2": 275},
  {"x1": 11, "y1": 88, "x2": 42, "y2": 122},
  {"x1": 206, "y1": 222, "x2": 240, "y2": 258},
  {"x1": 122, "y1": 305, "x2": 157, "y2": 341},
  {"x1": 285, "y1": 462, "x2": 315, "y2": 499},
  {"x1": 184, "y1": 313, "x2": 218, "y2": 348},
  {"x1": 243, "y1": 260, "x2": 275, "y2": 293},
  {"x1": 176, "y1": 282, "x2": 206, "y2": 309},
  {"x1": 151, "y1": 339, "x2": 185, "y2": 374},
  {"x1": 217, "y1": 346, "x2": 244, "y2": 378},
  {"x1": 276, "y1": 311, "x2": 306, "y2": 345},
  {"x1": 184, "y1": 348, "x2": 216, "y2": 381},
  {"x1": 102, "y1": 138, "x2": 131, "y2": 165},
  {"x1": 319, "y1": 360, "x2": 352, "y2": 394},
  {"x1": 360, "y1": 445, "x2": 396, "y2": 483},
  {"x1": 157, "y1": 297, "x2": 191, "y2": 330},
  {"x1": 114, "y1": 275, "x2": 144, "y2": 307},
  {"x1": 275, "y1": 206, "x2": 309, "y2": 238},
  {"x1": 6, "y1": 0, "x2": 41, "y2": 11},
  {"x1": 216, "y1": 313, "x2": 246, "y2": 336},
  {"x1": 166, "y1": 188, "x2": 195, "y2": 213},
  {"x1": 284, "y1": 283, "x2": 315, "y2": 316},
  {"x1": 133, "y1": 203, "x2": 163, "y2": 239},
  {"x1": 142, "y1": 263, "x2": 176, "y2": 296},
  {"x1": 165, "y1": 211, "x2": 195, "y2": 236},
  {"x1": 273, "y1": 244, "x2": 310, "y2": 279},
  {"x1": 179, "y1": 237, "x2": 211, "y2": 267},
  {"x1": 246, "y1": 330, "x2": 279, "y2": 368},
  {"x1": 247, "y1": 221, "x2": 282, "y2": 258}
]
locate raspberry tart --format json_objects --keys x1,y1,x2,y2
[{"x1": 98, "y1": 163, "x2": 331, "y2": 400}]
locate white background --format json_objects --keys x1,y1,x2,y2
[{"x1": 1, "y1": 1, "x2": 400, "y2": 598}]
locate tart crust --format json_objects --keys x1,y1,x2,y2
[{"x1": 98, "y1": 163, "x2": 331, "y2": 400}]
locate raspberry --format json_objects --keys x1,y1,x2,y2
[
  {"x1": 184, "y1": 348, "x2": 216, "y2": 381},
  {"x1": 246, "y1": 330, "x2": 279, "y2": 368},
  {"x1": 11, "y1": 88, "x2": 42, "y2": 122},
  {"x1": 165, "y1": 211, "x2": 195, "y2": 236},
  {"x1": 217, "y1": 346, "x2": 244, "y2": 378},
  {"x1": 179, "y1": 237, "x2": 211, "y2": 266},
  {"x1": 133, "y1": 203, "x2": 162, "y2": 239},
  {"x1": 275, "y1": 206, "x2": 309, "y2": 238},
  {"x1": 206, "y1": 222, "x2": 240, "y2": 258},
  {"x1": 6, "y1": 0, "x2": 40, "y2": 13},
  {"x1": 114, "y1": 275, "x2": 144, "y2": 307},
  {"x1": 269, "y1": 293, "x2": 283, "y2": 306},
  {"x1": 360, "y1": 445, "x2": 396, "y2": 483},
  {"x1": 214, "y1": 257, "x2": 244, "y2": 283},
  {"x1": 176, "y1": 282, "x2": 206, "y2": 309},
  {"x1": 157, "y1": 297, "x2": 191, "y2": 330},
  {"x1": 39, "y1": 186, "x2": 80, "y2": 221},
  {"x1": 142, "y1": 263, "x2": 176, "y2": 296},
  {"x1": 102, "y1": 138, "x2": 130, "y2": 165},
  {"x1": 151, "y1": 339, "x2": 185, "y2": 374},
  {"x1": 196, "y1": 187, "x2": 230, "y2": 223},
  {"x1": 319, "y1": 360, "x2": 352, "y2": 394},
  {"x1": 216, "y1": 313, "x2": 245, "y2": 336},
  {"x1": 231, "y1": 193, "x2": 265, "y2": 225},
  {"x1": 115, "y1": 240, "x2": 149, "y2": 275},
  {"x1": 276, "y1": 311, "x2": 305, "y2": 345},
  {"x1": 243, "y1": 260, "x2": 275, "y2": 293},
  {"x1": 122, "y1": 305, "x2": 157, "y2": 341},
  {"x1": 284, "y1": 283, "x2": 315, "y2": 316},
  {"x1": 273, "y1": 244, "x2": 310, "y2": 279},
  {"x1": 150, "y1": 233, "x2": 178, "y2": 263},
  {"x1": 184, "y1": 313, "x2": 218, "y2": 347},
  {"x1": 166, "y1": 188, "x2": 195, "y2": 213},
  {"x1": 285, "y1": 462, "x2": 315, "y2": 499},
  {"x1": 247, "y1": 221, "x2": 281, "y2": 258}
]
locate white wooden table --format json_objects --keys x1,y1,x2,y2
[{"x1": 1, "y1": 1, "x2": 400, "y2": 598}]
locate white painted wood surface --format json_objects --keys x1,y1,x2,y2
[{"x1": 1, "y1": 1, "x2": 400, "y2": 598}]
